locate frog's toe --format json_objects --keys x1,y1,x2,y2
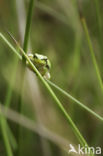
[{"x1": 44, "y1": 72, "x2": 51, "y2": 79}]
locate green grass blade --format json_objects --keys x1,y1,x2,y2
[
  {"x1": 23, "y1": 0, "x2": 34, "y2": 53},
  {"x1": 17, "y1": 0, "x2": 35, "y2": 155},
  {"x1": 81, "y1": 18, "x2": 103, "y2": 93},
  {"x1": 47, "y1": 80, "x2": 103, "y2": 122},
  {"x1": 0, "y1": 35, "x2": 19, "y2": 156},
  {"x1": 94, "y1": 0, "x2": 102, "y2": 45},
  {"x1": 4, "y1": 56, "x2": 19, "y2": 150},
  {"x1": 5, "y1": 56, "x2": 19, "y2": 108},
  {"x1": 6, "y1": 123, "x2": 18, "y2": 150},
  {"x1": 0, "y1": 116, "x2": 13, "y2": 156},
  {"x1": 0, "y1": 33, "x2": 22, "y2": 59}
]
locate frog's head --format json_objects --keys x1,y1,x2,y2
[{"x1": 33, "y1": 53, "x2": 51, "y2": 70}]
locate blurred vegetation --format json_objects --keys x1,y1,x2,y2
[{"x1": 0, "y1": 0, "x2": 103, "y2": 156}]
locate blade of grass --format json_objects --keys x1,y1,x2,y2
[
  {"x1": 0, "y1": 33, "x2": 22, "y2": 59},
  {"x1": 5, "y1": 55, "x2": 19, "y2": 108},
  {"x1": 17, "y1": 0, "x2": 34, "y2": 155},
  {"x1": 18, "y1": 0, "x2": 34, "y2": 117},
  {"x1": 81, "y1": 18, "x2": 103, "y2": 93},
  {"x1": 6, "y1": 124, "x2": 17, "y2": 150},
  {"x1": 0, "y1": 33, "x2": 94, "y2": 156},
  {"x1": 46, "y1": 80, "x2": 103, "y2": 122},
  {"x1": 0, "y1": 115, "x2": 13, "y2": 156},
  {"x1": 0, "y1": 39, "x2": 19, "y2": 156},
  {"x1": 4, "y1": 55, "x2": 19, "y2": 150},
  {"x1": 94, "y1": 0, "x2": 102, "y2": 45},
  {"x1": 23, "y1": 0, "x2": 34, "y2": 54}
]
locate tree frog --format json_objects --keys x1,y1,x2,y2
[
  {"x1": 26, "y1": 53, "x2": 51, "y2": 79},
  {"x1": 5, "y1": 31, "x2": 51, "y2": 79}
]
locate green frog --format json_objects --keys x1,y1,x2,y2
[{"x1": 26, "y1": 53, "x2": 51, "y2": 79}]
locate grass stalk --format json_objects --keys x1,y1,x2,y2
[
  {"x1": 0, "y1": 39, "x2": 19, "y2": 156},
  {"x1": 81, "y1": 18, "x2": 103, "y2": 93},
  {"x1": 47, "y1": 80, "x2": 103, "y2": 122},
  {"x1": 0, "y1": 33, "x2": 94, "y2": 155},
  {"x1": 94, "y1": 0, "x2": 102, "y2": 45},
  {"x1": 5, "y1": 56, "x2": 19, "y2": 108},
  {"x1": 23, "y1": 0, "x2": 34, "y2": 54},
  {"x1": 6, "y1": 124, "x2": 17, "y2": 150},
  {"x1": 18, "y1": 0, "x2": 34, "y2": 115},
  {"x1": 0, "y1": 33, "x2": 21, "y2": 59},
  {"x1": 17, "y1": 0, "x2": 34, "y2": 155},
  {"x1": 0, "y1": 116, "x2": 13, "y2": 156},
  {"x1": 4, "y1": 56, "x2": 18, "y2": 150}
]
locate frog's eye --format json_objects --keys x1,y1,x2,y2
[
  {"x1": 46, "y1": 64, "x2": 50, "y2": 69},
  {"x1": 40, "y1": 58, "x2": 50, "y2": 69},
  {"x1": 46, "y1": 60, "x2": 51, "y2": 69},
  {"x1": 42, "y1": 58, "x2": 47, "y2": 61},
  {"x1": 33, "y1": 54, "x2": 38, "y2": 59}
]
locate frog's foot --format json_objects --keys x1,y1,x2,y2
[{"x1": 43, "y1": 72, "x2": 51, "y2": 80}]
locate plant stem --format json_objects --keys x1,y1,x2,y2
[
  {"x1": 0, "y1": 36, "x2": 19, "y2": 156},
  {"x1": 23, "y1": 0, "x2": 34, "y2": 54},
  {"x1": 4, "y1": 56, "x2": 18, "y2": 150},
  {"x1": 94, "y1": 0, "x2": 102, "y2": 45},
  {"x1": 3, "y1": 56, "x2": 18, "y2": 149},
  {"x1": 81, "y1": 18, "x2": 103, "y2": 94},
  {"x1": 5, "y1": 56, "x2": 19, "y2": 108},
  {"x1": 47, "y1": 80, "x2": 103, "y2": 122},
  {"x1": 17, "y1": 0, "x2": 34, "y2": 155},
  {"x1": 18, "y1": 0, "x2": 34, "y2": 114},
  {"x1": 0, "y1": 116, "x2": 13, "y2": 156},
  {"x1": 0, "y1": 33, "x2": 22, "y2": 59}
]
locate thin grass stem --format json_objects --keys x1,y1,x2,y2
[
  {"x1": 94, "y1": 0, "x2": 102, "y2": 45},
  {"x1": 81, "y1": 18, "x2": 103, "y2": 93},
  {"x1": 0, "y1": 34, "x2": 20, "y2": 156},
  {"x1": 23, "y1": 0, "x2": 34, "y2": 54},
  {"x1": 17, "y1": 0, "x2": 34, "y2": 155},
  {"x1": 47, "y1": 80, "x2": 103, "y2": 122},
  {"x1": 0, "y1": 116, "x2": 13, "y2": 156},
  {"x1": 0, "y1": 33, "x2": 22, "y2": 59}
]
